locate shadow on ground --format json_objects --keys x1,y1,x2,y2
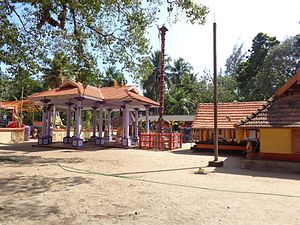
[
  {"x1": 0, "y1": 142, "x2": 64, "y2": 153},
  {"x1": 0, "y1": 174, "x2": 91, "y2": 222},
  {"x1": 172, "y1": 148, "x2": 300, "y2": 180},
  {"x1": 0, "y1": 155, "x2": 83, "y2": 167}
]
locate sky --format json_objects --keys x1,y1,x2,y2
[{"x1": 140, "y1": 0, "x2": 300, "y2": 81}]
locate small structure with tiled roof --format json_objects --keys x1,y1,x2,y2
[
  {"x1": 28, "y1": 80, "x2": 159, "y2": 148},
  {"x1": 191, "y1": 101, "x2": 265, "y2": 151},
  {"x1": 236, "y1": 70, "x2": 300, "y2": 161}
]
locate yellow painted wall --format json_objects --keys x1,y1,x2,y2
[
  {"x1": 52, "y1": 129, "x2": 66, "y2": 142},
  {"x1": 52, "y1": 129, "x2": 95, "y2": 141},
  {"x1": 0, "y1": 131, "x2": 13, "y2": 143},
  {"x1": 260, "y1": 129, "x2": 291, "y2": 154},
  {"x1": 0, "y1": 129, "x2": 25, "y2": 143}
]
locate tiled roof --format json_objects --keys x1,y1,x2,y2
[
  {"x1": 28, "y1": 80, "x2": 159, "y2": 107},
  {"x1": 100, "y1": 85, "x2": 159, "y2": 106},
  {"x1": 192, "y1": 101, "x2": 266, "y2": 129},
  {"x1": 238, "y1": 70, "x2": 300, "y2": 128},
  {"x1": 139, "y1": 115, "x2": 195, "y2": 122},
  {"x1": 0, "y1": 100, "x2": 33, "y2": 109},
  {"x1": 28, "y1": 80, "x2": 104, "y2": 101}
]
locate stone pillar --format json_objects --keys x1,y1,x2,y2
[
  {"x1": 134, "y1": 108, "x2": 139, "y2": 142},
  {"x1": 72, "y1": 98, "x2": 83, "y2": 148},
  {"x1": 145, "y1": 104, "x2": 150, "y2": 134},
  {"x1": 122, "y1": 101, "x2": 131, "y2": 147},
  {"x1": 63, "y1": 102, "x2": 73, "y2": 144},
  {"x1": 96, "y1": 104, "x2": 105, "y2": 145},
  {"x1": 38, "y1": 99, "x2": 51, "y2": 145},
  {"x1": 107, "y1": 108, "x2": 112, "y2": 142},
  {"x1": 90, "y1": 105, "x2": 98, "y2": 141}
]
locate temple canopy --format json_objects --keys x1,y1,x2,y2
[
  {"x1": 28, "y1": 80, "x2": 159, "y2": 110},
  {"x1": 27, "y1": 80, "x2": 159, "y2": 148}
]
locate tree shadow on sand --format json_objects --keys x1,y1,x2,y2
[
  {"x1": 0, "y1": 155, "x2": 83, "y2": 167},
  {"x1": 0, "y1": 174, "x2": 91, "y2": 222}
]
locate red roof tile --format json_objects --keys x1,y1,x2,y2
[
  {"x1": 100, "y1": 85, "x2": 159, "y2": 106},
  {"x1": 29, "y1": 80, "x2": 103, "y2": 101},
  {"x1": 28, "y1": 80, "x2": 159, "y2": 107},
  {"x1": 237, "y1": 70, "x2": 300, "y2": 128},
  {"x1": 192, "y1": 101, "x2": 266, "y2": 129}
]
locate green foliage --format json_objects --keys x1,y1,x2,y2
[
  {"x1": 42, "y1": 52, "x2": 74, "y2": 89},
  {"x1": 167, "y1": 57, "x2": 193, "y2": 89},
  {"x1": 102, "y1": 66, "x2": 127, "y2": 87},
  {"x1": 225, "y1": 43, "x2": 245, "y2": 76},
  {"x1": 0, "y1": 0, "x2": 209, "y2": 81},
  {"x1": 235, "y1": 33, "x2": 279, "y2": 101},
  {"x1": 140, "y1": 50, "x2": 171, "y2": 101}
]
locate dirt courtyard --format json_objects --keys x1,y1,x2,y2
[{"x1": 0, "y1": 142, "x2": 299, "y2": 225}]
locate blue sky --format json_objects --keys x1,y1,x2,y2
[{"x1": 134, "y1": 0, "x2": 300, "y2": 84}]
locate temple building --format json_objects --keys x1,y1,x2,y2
[
  {"x1": 192, "y1": 101, "x2": 265, "y2": 151},
  {"x1": 28, "y1": 80, "x2": 159, "y2": 148},
  {"x1": 237, "y1": 70, "x2": 300, "y2": 161}
]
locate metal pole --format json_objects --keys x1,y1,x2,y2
[{"x1": 213, "y1": 22, "x2": 219, "y2": 162}]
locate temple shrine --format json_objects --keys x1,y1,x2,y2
[{"x1": 28, "y1": 80, "x2": 159, "y2": 148}]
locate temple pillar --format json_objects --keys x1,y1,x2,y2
[
  {"x1": 63, "y1": 102, "x2": 73, "y2": 144},
  {"x1": 145, "y1": 104, "x2": 150, "y2": 134},
  {"x1": 47, "y1": 107, "x2": 53, "y2": 144},
  {"x1": 90, "y1": 105, "x2": 98, "y2": 141},
  {"x1": 133, "y1": 108, "x2": 139, "y2": 142},
  {"x1": 38, "y1": 99, "x2": 51, "y2": 145},
  {"x1": 122, "y1": 101, "x2": 131, "y2": 147},
  {"x1": 106, "y1": 108, "x2": 112, "y2": 142},
  {"x1": 72, "y1": 98, "x2": 83, "y2": 148},
  {"x1": 96, "y1": 104, "x2": 105, "y2": 145}
]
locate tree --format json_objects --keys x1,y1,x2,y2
[
  {"x1": 236, "y1": 32, "x2": 279, "y2": 101},
  {"x1": 253, "y1": 34, "x2": 300, "y2": 99},
  {"x1": 102, "y1": 66, "x2": 127, "y2": 87},
  {"x1": 8, "y1": 67, "x2": 43, "y2": 100},
  {"x1": 165, "y1": 87, "x2": 194, "y2": 115},
  {"x1": 168, "y1": 57, "x2": 193, "y2": 88},
  {"x1": 0, "y1": 0, "x2": 209, "y2": 79},
  {"x1": 42, "y1": 52, "x2": 74, "y2": 89},
  {"x1": 225, "y1": 43, "x2": 245, "y2": 76},
  {"x1": 141, "y1": 50, "x2": 171, "y2": 101}
]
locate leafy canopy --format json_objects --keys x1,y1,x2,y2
[{"x1": 0, "y1": 0, "x2": 209, "y2": 78}]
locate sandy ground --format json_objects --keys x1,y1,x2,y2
[{"x1": 0, "y1": 142, "x2": 300, "y2": 225}]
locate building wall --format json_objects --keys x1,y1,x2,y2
[
  {"x1": 260, "y1": 128, "x2": 291, "y2": 154},
  {"x1": 0, "y1": 128, "x2": 25, "y2": 143}
]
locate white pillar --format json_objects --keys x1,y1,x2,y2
[
  {"x1": 91, "y1": 106, "x2": 98, "y2": 139},
  {"x1": 39, "y1": 99, "x2": 51, "y2": 145},
  {"x1": 66, "y1": 103, "x2": 72, "y2": 137},
  {"x1": 41, "y1": 105, "x2": 47, "y2": 137},
  {"x1": 75, "y1": 99, "x2": 82, "y2": 139},
  {"x1": 124, "y1": 103, "x2": 129, "y2": 139},
  {"x1": 145, "y1": 105, "x2": 150, "y2": 134},
  {"x1": 134, "y1": 108, "x2": 139, "y2": 141},
  {"x1": 98, "y1": 105, "x2": 103, "y2": 138},
  {"x1": 107, "y1": 109, "x2": 112, "y2": 141},
  {"x1": 47, "y1": 109, "x2": 52, "y2": 137},
  {"x1": 122, "y1": 107, "x2": 125, "y2": 129}
]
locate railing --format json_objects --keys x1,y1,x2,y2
[{"x1": 139, "y1": 132, "x2": 182, "y2": 150}]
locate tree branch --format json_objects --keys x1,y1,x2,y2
[{"x1": 12, "y1": 6, "x2": 44, "y2": 47}]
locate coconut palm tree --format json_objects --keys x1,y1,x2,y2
[
  {"x1": 142, "y1": 50, "x2": 171, "y2": 101},
  {"x1": 102, "y1": 66, "x2": 127, "y2": 87},
  {"x1": 165, "y1": 87, "x2": 194, "y2": 115},
  {"x1": 168, "y1": 57, "x2": 193, "y2": 88},
  {"x1": 42, "y1": 52, "x2": 73, "y2": 89}
]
